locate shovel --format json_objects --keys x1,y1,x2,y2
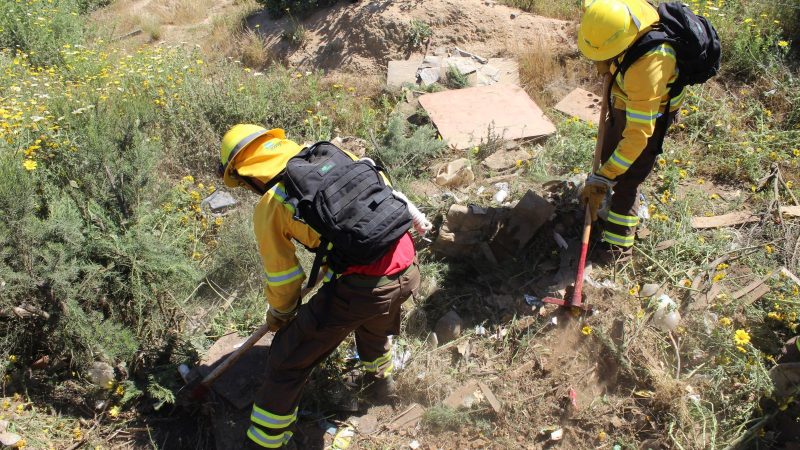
[
  {"x1": 542, "y1": 74, "x2": 612, "y2": 312},
  {"x1": 184, "y1": 276, "x2": 323, "y2": 403}
]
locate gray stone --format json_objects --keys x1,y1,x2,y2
[
  {"x1": 387, "y1": 59, "x2": 422, "y2": 91},
  {"x1": 88, "y1": 361, "x2": 115, "y2": 387},
  {"x1": 640, "y1": 283, "x2": 660, "y2": 298},
  {"x1": 434, "y1": 310, "x2": 463, "y2": 345},
  {"x1": 418, "y1": 67, "x2": 441, "y2": 86},
  {"x1": 0, "y1": 432, "x2": 21, "y2": 447},
  {"x1": 202, "y1": 190, "x2": 238, "y2": 213}
]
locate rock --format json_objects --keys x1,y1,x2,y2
[
  {"x1": 639, "y1": 283, "x2": 660, "y2": 298},
  {"x1": 434, "y1": 158, "x2": 474, "y2": 188},
  {"x1": 434, "y1": 310, "x2": 463, "y2": 344},
  {"x1": 0, "y1": 420, "x2": 7, "y2": 433},
  {"x1": 88, "y1": 361, "x2": 115, "y2": 387},
  {"x1": 444, "y1": 380, "x2": 481, "y2": 408},
  {"x1": 0, "y1": 432, "x2": 21, "y2": 447},
  {"x1": 331, "y1": 136, "x2": 369, "y2": 158},
  {"x1": 201, "y1": 190, "x2": 237, "y2": 213},
  {"x1": 387, "y1": 59, "x2": 422, "y2": 91},
  {"x1": 418, "y1": 67, "x2": 440, "y2": 86},
  {"x1": 491, "y1": 190, "x2": 555, "y2": 259}
]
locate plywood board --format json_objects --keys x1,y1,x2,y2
[
  {"x1": 691, "y1": 211, "x2": 760, "y2": 229},
  {"x1": 554, "y1": 88, "x2": 603, "y2": 124},
  {"x1": 419, "y1": 84, "x2": 556, "y2": 149},
  {"x1": 197, "y1": 331, "x2": 274, "y2": 410}
]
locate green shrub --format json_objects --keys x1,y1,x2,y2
[
  {"x1": 445, "y1": 66, "x2": 470, "y2": 89},
  {"x1": 408, "y1": 19, "x2": 432, "y2": 49},
  {"x1": 0, "y1": 0, "x2": 85, "y2": 66},
  {"x1": 256, "y1": 0, "x2": 339, "y2": 19},
  {"x1": 370, "y1": 115, "x2": 447, "y2": 181}
]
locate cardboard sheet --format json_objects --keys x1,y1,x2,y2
[
  {"x1": 554, "y1": 87, "x2": 603, "y2": 124},
  {"x1": 419, "y1": 84, "x2": 555, "y2": 149}
]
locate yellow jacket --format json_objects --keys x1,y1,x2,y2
[
  {"x1": 253, "y1": 181, "x2": 323, "y2": 313},
  {"x1": 597, "y1": 38, "x2": 686, "y2": 180}
]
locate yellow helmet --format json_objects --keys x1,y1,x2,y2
[
  {"x1": 219, "y1": 124, "x2": 269, "y2": 179},
  {"x1": 578, "y1": 0, "x2": 659, "y2": 61}
]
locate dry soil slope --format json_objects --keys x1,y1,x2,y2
[{"x1": 247, "y1": 0, "x2": 574, "y2": 74}]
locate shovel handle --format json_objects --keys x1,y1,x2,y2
[{"x1": 572, "y1": 74, "x2": 613, "y2": 307}]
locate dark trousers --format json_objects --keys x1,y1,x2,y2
[
  {"x1": 599, "y1": 108, "x2": 675, "y2": 247},
  {"x1": 245, "y1": 264, "x2": 420, "y2": 448}
]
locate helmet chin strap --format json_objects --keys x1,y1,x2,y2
[{"x1": 236, "y1": 172, "x2": 268, "y2": 196}]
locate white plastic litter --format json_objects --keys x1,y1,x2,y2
[
  {"x1": 493, "y1": 182, "x2": 509, "y2": 203},
  {"x1": 178, "y1": 364, "x2": 191, "y2": 382},
  {"x1": 393, "y1": 190, "x2": 433, "y2": 235},
  {"x1": 409, "y1": 440, "x2": 421, "y2": 449},
  {"x1": 652, "y1": 294, "x2": 681, "y2": 332}
]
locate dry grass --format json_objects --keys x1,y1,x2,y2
[
  {"x1": 499, "y1": 0, "x2": 580, "y2": 20},
  {"x1": 517, "y1": 38, "x2": 594, "y2": 107},
  {"x1": 152, "y1": 0, "x2": 216, "y2": 26}
]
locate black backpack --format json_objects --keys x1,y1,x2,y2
[
  {"x1": 281, "y1": 142, "x2": 413, "y2": 286},
  {"x1": 608, "y1": 2, "x2": 721, "y2": 123}
]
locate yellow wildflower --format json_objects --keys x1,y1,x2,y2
[
  {"x1": 23, "y1": 159, "x2": 37, "y2": 171},
  {"x1": 712, "y1": 272, "x2": 726, "y2": 283},
  {"x1": 15, "y1": 439, "x2": 25, "y2": 448},
  {"x1": 109, "y1": 406, "x2": 120, "y2": 419},
  {"x1": 115, "y1": 385, "x2": 125, "y2": 396},
  {"x1": 778, "y1": 41, "x2": 789, "y2": 48},
  {"x1": 716, "y1": 263, "x2": 729, "y2": 270},
  {"x1": 581, "y1": 326, "x2": 593, "y2": 336},
  {"x1": 8, "y1": 355, "x2": 17, "y2": 363},
  {"x1": 598, "y1": 431, "x2": 607, "y2": 442},
  {"x1": 719, "y1": 317, "x2": 732, "y2": 327},
  {"x1": 736, "y1": 345, "x2": 747, "y2": 353},
  {"x1": 73, "y1": 427, "x2": 82, "y2": 440},
  {"x1": 765, "y1": 244, "x2": 774, "y2": 254},
  {"x1": 734, "y1": 329, "x2": 751, "y2": 346},
  {"x1": 768, "y1": 312, "x2": 783, "y2": 321}
]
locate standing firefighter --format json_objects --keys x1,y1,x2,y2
[
  {"x1": 219, "y1": 125, "x2": 421, "y2": 449},
  {"x1": 578, "y1": 0, "x2": 720, "y2": 263}
]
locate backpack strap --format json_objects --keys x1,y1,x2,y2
[
  {"x1": 605, "y1": 29, "x2": 675, "y2": 128},
  {"x1": 307, "y1": 237, "x2": 329, "y2": 289}
]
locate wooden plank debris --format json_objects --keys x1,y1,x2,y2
[
  {"x1": 477, "y1": 382, "x2": 502, "y2": 414},
  {"x1": 419, "y1": 84, "x2": 556, "y2": 149},
  {"x1": 691, "y1": 211, "x2": 760, "y2": 229},
  {"x1": 779, "y1": 206, "x2": 800, "y2": 217},
  {"x1": 386, "y1": 403, "x2": 425, "y2": 431}
]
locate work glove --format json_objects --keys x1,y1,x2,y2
[
  {"x1": 266, "y1": 302, "x2": 299, "y2": 332},
  {"x1": 580, "y1": 173, "x2": 616, "y2": 221}
]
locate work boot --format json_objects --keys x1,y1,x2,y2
[
  {"x1": 361, "y1": 373, "x2": 397, "y2": 405},
  {"x1": 590, "y1": 241, "x2": 632, "y2": 267},
  {"x1": 244, "y1": 435, "x2": 297, "y2": 450}
]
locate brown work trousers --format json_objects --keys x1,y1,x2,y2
[
  {"x1": 599, "y1": 107, "x2": 676, "y2": 247},
  {"x1": 248, "y1": 263, "x2": 420, "y2": 447}
]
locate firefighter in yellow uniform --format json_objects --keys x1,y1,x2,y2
[
  {"x1": 219, "y1": 125, "x2": 419, "y2": 449},
  {"x1": 578, "y1": 0, "x2": 685, "y2": 263}
]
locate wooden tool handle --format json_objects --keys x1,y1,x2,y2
[{"x1": 572, "y1": 73, "x2": 613, "y2": 307}]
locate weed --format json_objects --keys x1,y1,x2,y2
[
  {"x1": 371, "y1": 115, "x2": 447, "y2": 182},
  {"x1": 408, "y1": 19, "x2": 432, "y2": 49},
  {"x1": 282, "y1": 15, "x2": 307, "y2": 47},
  {"x1": 445, "y1": 65, "x2": 470, "y2": 89},
  {"x1": 421, "y1": 406, "x2": 472, "y2": 432}
]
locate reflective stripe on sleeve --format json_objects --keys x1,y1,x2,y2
[
  {"x1": 608, "y1": 150, "x2": 634, "y2": 171},
  {"x1": 270, "y1": 184, "x2": 296, "y2": 213},
  {"x1": 265, "y1": 266, "x2": 304, "y2": 287},
  {"x1": 626, "y1": 108, "x2": 661, "y2": 125}
]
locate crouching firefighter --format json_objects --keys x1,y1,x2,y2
[
  {"x1": 577, "y1": 0, "x2": 720, "y2": 264},
  {"x1": 219, "y1": 125, "x2": 426, "y2": 449}
]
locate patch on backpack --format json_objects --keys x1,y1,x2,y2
[{"x1": 317, "y1": 161, "x2": 336, "y2": 175}]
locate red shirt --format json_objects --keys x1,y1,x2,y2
[{"x1": 344, "y1": 233, "x2": 415, "y2": 276}]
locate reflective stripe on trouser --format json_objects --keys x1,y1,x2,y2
[
  {"x1": 247, "y1": 426, "x2": 293, "y2": 448},
  {"x1": 361, "y1": 349, "x2": 393, "y2": 377},
  {"x1": 247, "y1": 405, "x2": 297, "y2": 448},
  {"x1": 249, "y1": 263, "x2": 421, "y2": 445},
  {"x1": 599, "y1": 107, "x2": 675, "y2": 249}
]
